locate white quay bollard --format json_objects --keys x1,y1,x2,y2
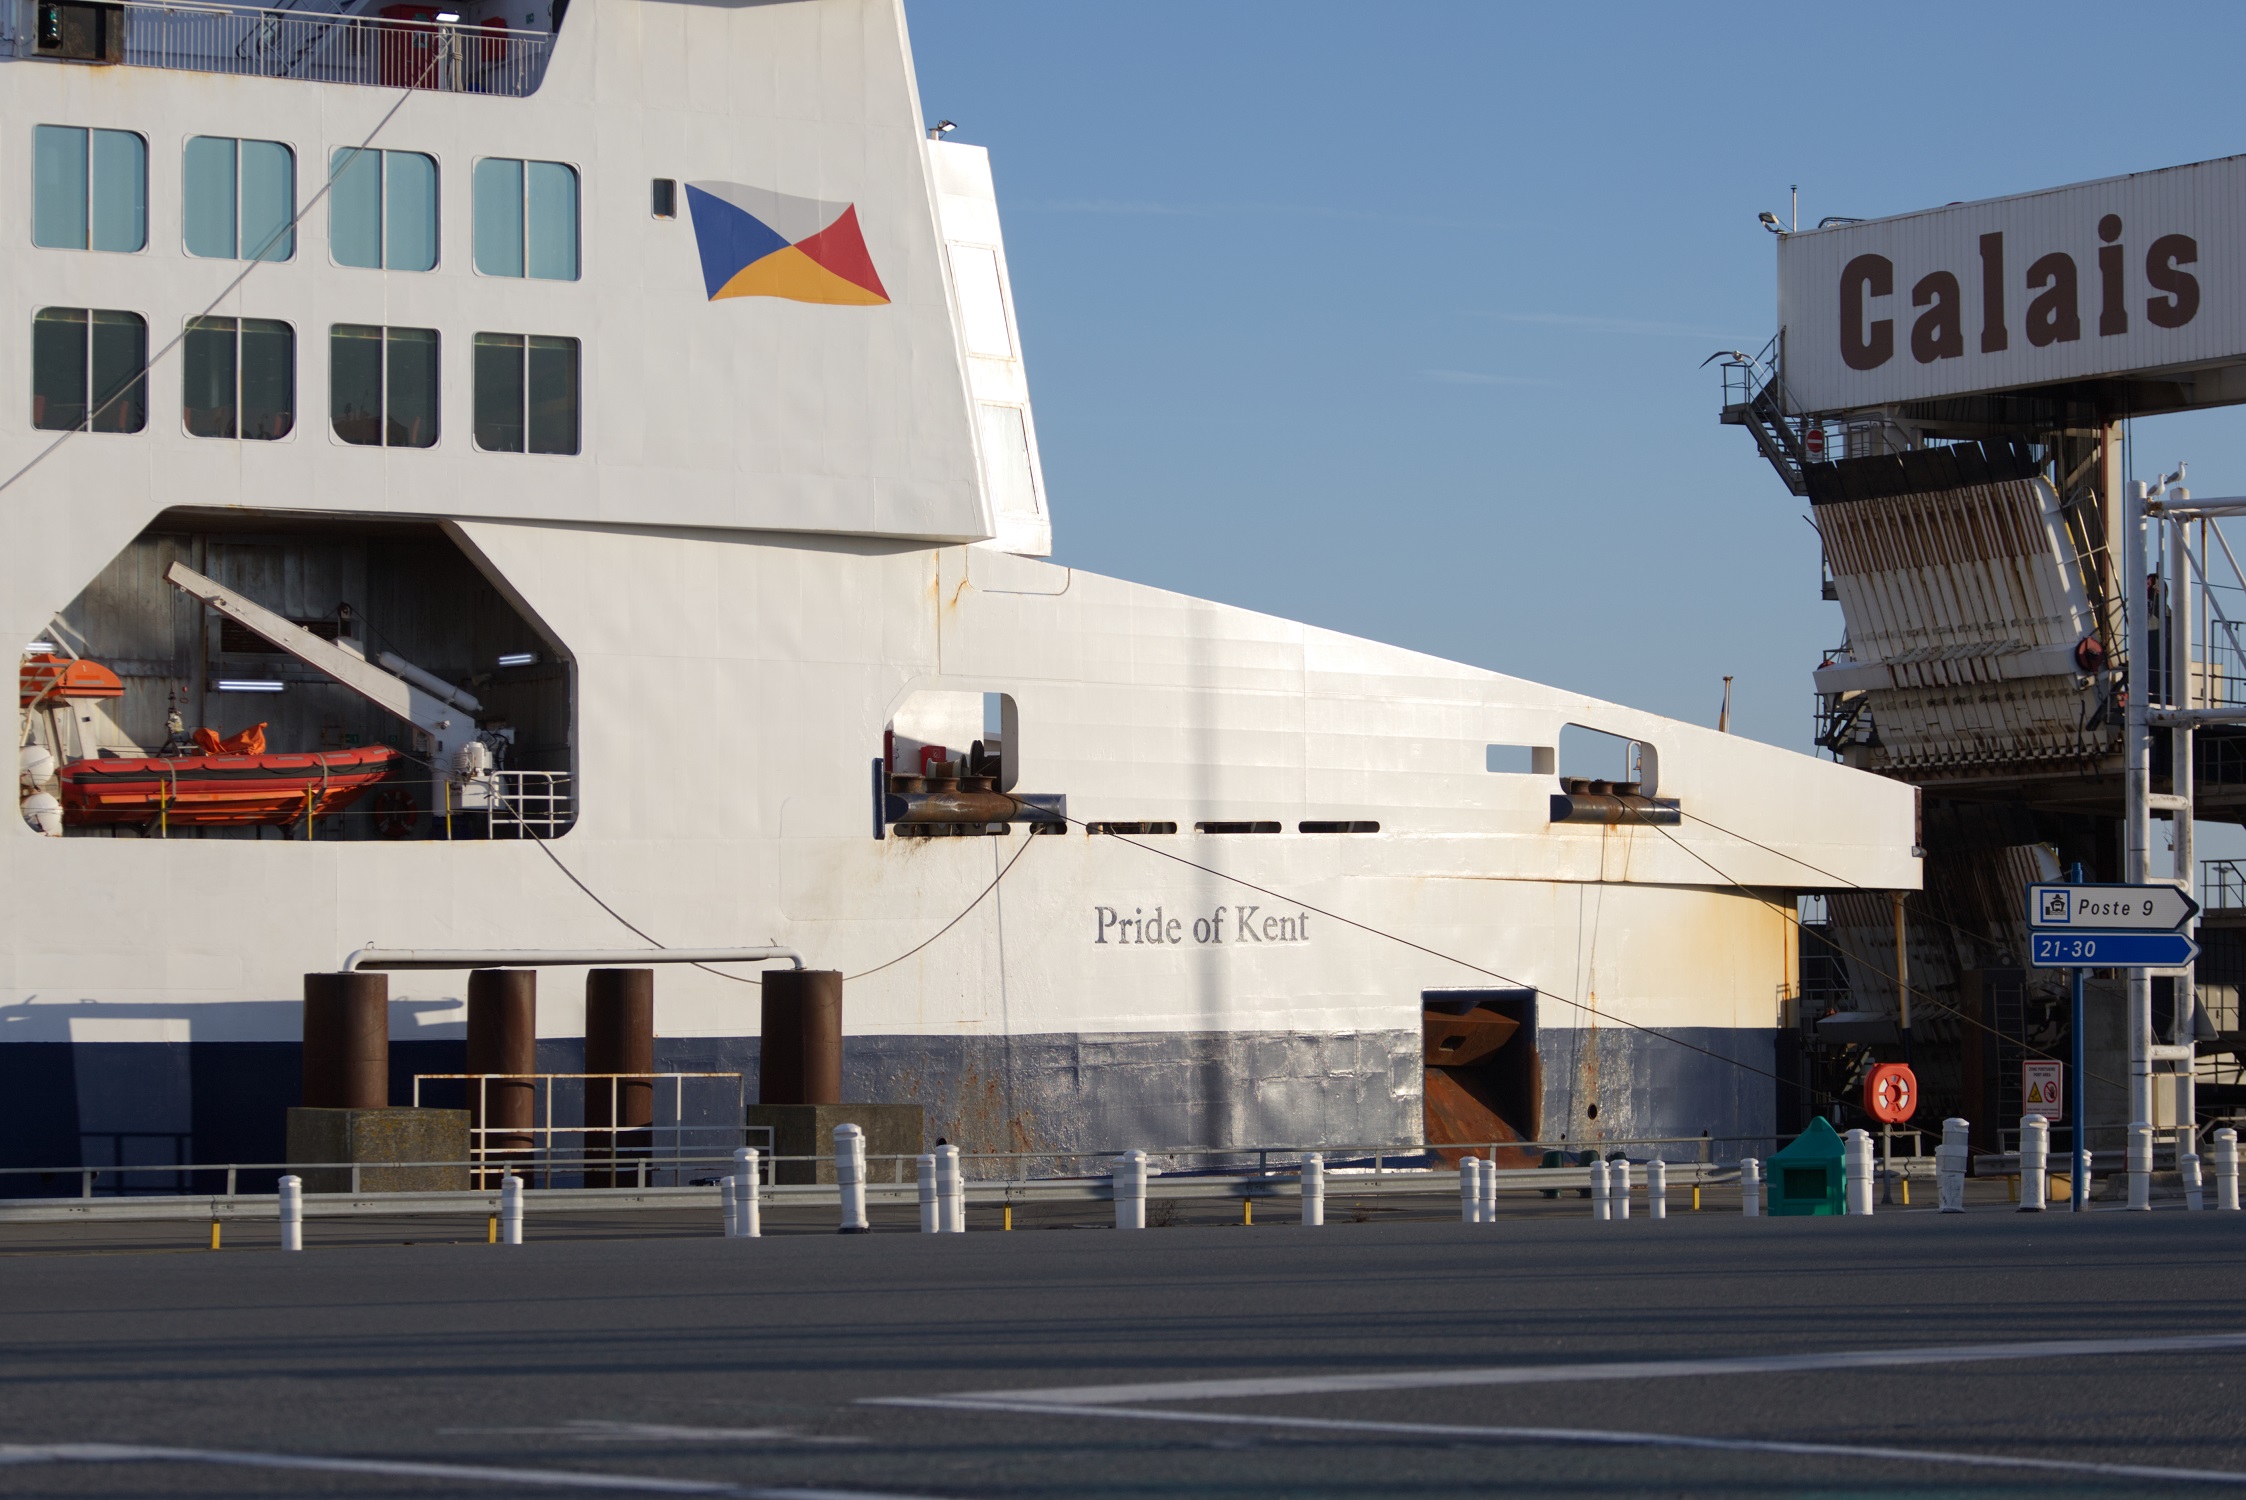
[
  {"x1": 1480, "y1": 1153, "x2": 1497, "y2": 1224},
  {"x1": 2018, "y1": 1114, "x2": 2048, "y2": 1212},
  {"x1": 2127, "y1": 1123, "x2": 2153, "y2": 1212},
  {"x1": 1300, "y1": 1152, "x2": 1325, "y2": 1227},
  {"x1": 1936, "y1": 1117, "x2": 1969, "y2": 1214},
  {"x1": 1646, "y1": 1158, "x2": 1667, "y2": 1221},
  {"x1": 737, "y1": 1147, "x2": 761, "y2": 1238},
  {"x1": 917, "y1": 1152, "x2": 939, "y2": 1234},
  {"x1": 1611, "y1": 1159, "x2": 1632, "y2": 1221},
  {"x1": 1459, "y1": 1159, "x2": 1481, "y2": 1223},
  {"x1": 1114, "y1": 1149, "x2": 1147, "y2": 1230},
  {"x1": 720, "y1": 1176, "x2": 737, "y2": 1237},
  {"x1": 2183, "y1": 1150, "x2": 2205, "y2": 1212},
  {"x1": 938, "y1": 1144, "x2": 965, "y2": 1233},
  {"x1": 1589, "y1": 1159, "x2": 1610, "y2": 1221},
  {"x1": 836, "y1": 1123, "x2": 870, "y2": 1234},
  {"x1": 2216, "y1": 1129, "x2": 2240, "y2": 1212},
  {"x1": 500, "y1": 1172, "x2": 524, "y2": 1245},
  {"x1": 1740, "y1": 1157, "x2": 1761, "y2": 1217},
  {"x1": 278, "y1": 1173, "x2": 303, "y2": 1252},
  {"x1": 1844, "y1": 1129, "x2": 1876, "y2": 1216},
  {"x1": 723, "y1": 1147, "x2": 748, "y2": 1237},
  {"x1": 725, "y1": 1146, "x2": 752, "y2": 1237}
]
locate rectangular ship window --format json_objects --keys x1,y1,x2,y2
[
  {"x1": 33, "y1": 125, "x2": 146, "y2": 252},
  {"x1": 474, "y1": 158, "x2": 579, "y2": 280},
  {"x1": 330, "y1": 325, "x2": 438, "y2": 447},
  {"x1": 184, "y1": 137, "x2": 295, "y2": 261},
  {"x1": 651, "y1": 178, "x2": 677, "y2": 219},
  {"x1": 329, "y1": 148, "x2": 438, "y2": 271},
  {"x1": 32, "y1": 308, "x2": 145, "y2": 432},
  {"x1": 473, "y1": 333, "x2": 579, "y2": 454},
  {"x1": 1196, "y1": 821, "x2": 1281, "y2": 834},
  {"x1": 1088, "y1": 822, "x2": 1177, "y2": 835},
  {"x1": 1486, "y1": 743, "x2": 1556, "y2": 775},
  {"x1": 1299, "y1": 821, "x2": 1379, "y2": 833},
  {"x1": 183, "y1": 317, "x2": 294, "y2": 440},
  {"x1": 977, "y1": 403, "x2": 1039, "y2": 520}
]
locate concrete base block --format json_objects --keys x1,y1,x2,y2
[
  {"x1": 286, "y1": 1107, "x2": 471, "y2": 1193},
  {"x1": 745, "y1": 1103, "x2": 925, "y2": 1184}
]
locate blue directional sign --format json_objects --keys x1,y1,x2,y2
[
  {"x1": 2027, "y1": 882, "x2": 2198, "y2": 932},
  {"x1": 2030, "y1": 930, "x2": 2199, "y2": 969}
]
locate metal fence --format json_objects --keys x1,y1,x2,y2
[
  {"x1": 409, "y1": 1070, "x2": 749, "y2": 1188},
  {"x1": 9, "y1": 0, "x2": 554, "y2": 97},
  {"x1": 0, "y1": 1135, "x2": 1788, "y2": 1204}
]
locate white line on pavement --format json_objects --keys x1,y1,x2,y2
[
  {"x1": 876, "y1": 1397, "x2": 2246, "y2": 1487},
  {"x1": 0, "y1": 1442, "x2": 928, "y2": 1499},
  {"x1": 911, "y1": 1329, "x2": 2246, "y2": 1406},
  {"x1": 438, "y1": 1422, "x2": 864, "y2": 1446}
]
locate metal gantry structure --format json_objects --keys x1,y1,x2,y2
[{"x1": 2125, "y1": 477, "x2": 2246, "y2": 1154}]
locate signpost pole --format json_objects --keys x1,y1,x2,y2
[
  {"x1": 2069, "y1": 862, "x2": 2087, "y2": 1214},
  {"x1": 2071, "y1": 963, "x2": 2087, "y2": 1212}
]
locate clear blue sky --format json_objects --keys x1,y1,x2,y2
[{"x1": 907, "y1": 1, "x2": 2246, "y2": 754}]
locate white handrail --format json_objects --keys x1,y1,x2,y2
[{"x1": 344, "y1": 946, "x2": 805, "y2": 970}]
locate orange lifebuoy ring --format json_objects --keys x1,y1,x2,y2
[{"x1": 1865, "y1": 1061, "x2": 1917, "y2": 1124}]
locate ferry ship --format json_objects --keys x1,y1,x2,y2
[{"x1": 1, "y1": 0, "x2": 1917, "y2": 1182}]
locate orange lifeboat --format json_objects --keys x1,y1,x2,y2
[
  {"x1": 59, "y1": 744, "x2": 403, "y2": 828},
  {"x1": 19, "y1": 652, "x2": 124, "y2": 707}
]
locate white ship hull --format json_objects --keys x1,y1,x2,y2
[{"x1": 0, "y1": 0, "x2": 1916, "y2": 1181}]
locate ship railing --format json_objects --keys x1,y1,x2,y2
[
  {"x1": 411, "y1": 1070, "x2": 748, "y2": 1189},
  {"x1": 2207, "y1": 858, "x2": 2246, "y2": 912},
  {"x1": 484, "y1": 769, "x2": 571, "y2": 838},
  {"x1": 6, "y1": 0, "x2": 554, "y2": 98}
]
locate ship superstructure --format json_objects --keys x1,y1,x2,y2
[{"x1": 2, "y1": 0, "x2": 1915, "y2": 1182}]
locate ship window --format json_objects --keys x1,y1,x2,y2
[
  {"x1": 329, "y1": 148, "x2": 438, "y2": 272},
  {"x1": 183, "y1": 318, "x2": 294, "y2": 441},
  {"x1": 330, "y1": 325, "x2": 438, "y2": 448},
  {"x1": 473, "y1": 158, "x2": 579, "y2": 280},
  {"x1": 1299, "y1": 820, "x2": 1379, "y2": 833},
  {"x1": 473, "y1": 333, "x2": 579, "y2": 454},
  {"x1": 31, "y1": 308, "x2": 146, "y2": 433},
  {"x1": 184, "y1": 137, "x2": 295, "y2": 262},
  {"x1": 32, "y1": 126, "x2": 146, "y2": 253},
  {"x1": 950, "y1": 244, "x2": 1013, "y2": 358},
  {"x1": 977, "y1": 403, "x2": 1039, "y2": 519},
  {"x1": 1196, "y1": 821, "x2": 1281, "y2": 834},
  {"x1": 1558, "y1": 723, "x2": 1658, "y2": 794},
  {"x1": 1088, "y1": 822, "x2": 1177, "y2": 835},
  {"x1": 1486, "y1": 743, "x2": 1556, "y2": 775},
  {"x1": 651, "y1": 178, "x2": 677, "y2": 219}
]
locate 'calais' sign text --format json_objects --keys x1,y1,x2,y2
[{"x1": 1777, "y1": 154, "x2": 2246, "y2": 412}]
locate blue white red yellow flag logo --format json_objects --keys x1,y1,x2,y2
[{"x1": 685, "y1": 182, "x2": 889, "y2": 306}]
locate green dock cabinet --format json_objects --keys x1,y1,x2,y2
[{"x1": 1767, "y1": 1117, "x2": 1846, "y2": 1216}]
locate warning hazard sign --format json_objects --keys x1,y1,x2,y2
[{"x1": 2023, "y1": 1060, "x2": 2064, "y2": 1120}]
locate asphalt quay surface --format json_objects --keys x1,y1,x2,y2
[{"x1": 0, "y1": 1207, "x2": 2242, "y2": 1497}]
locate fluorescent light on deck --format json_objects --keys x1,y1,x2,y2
[
  {"x1": 496, "y1": 652, "x2": 537, "y2": 667},
  {"x1": 216, "y1": 679, "x2": 285, "y2": 693}
]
